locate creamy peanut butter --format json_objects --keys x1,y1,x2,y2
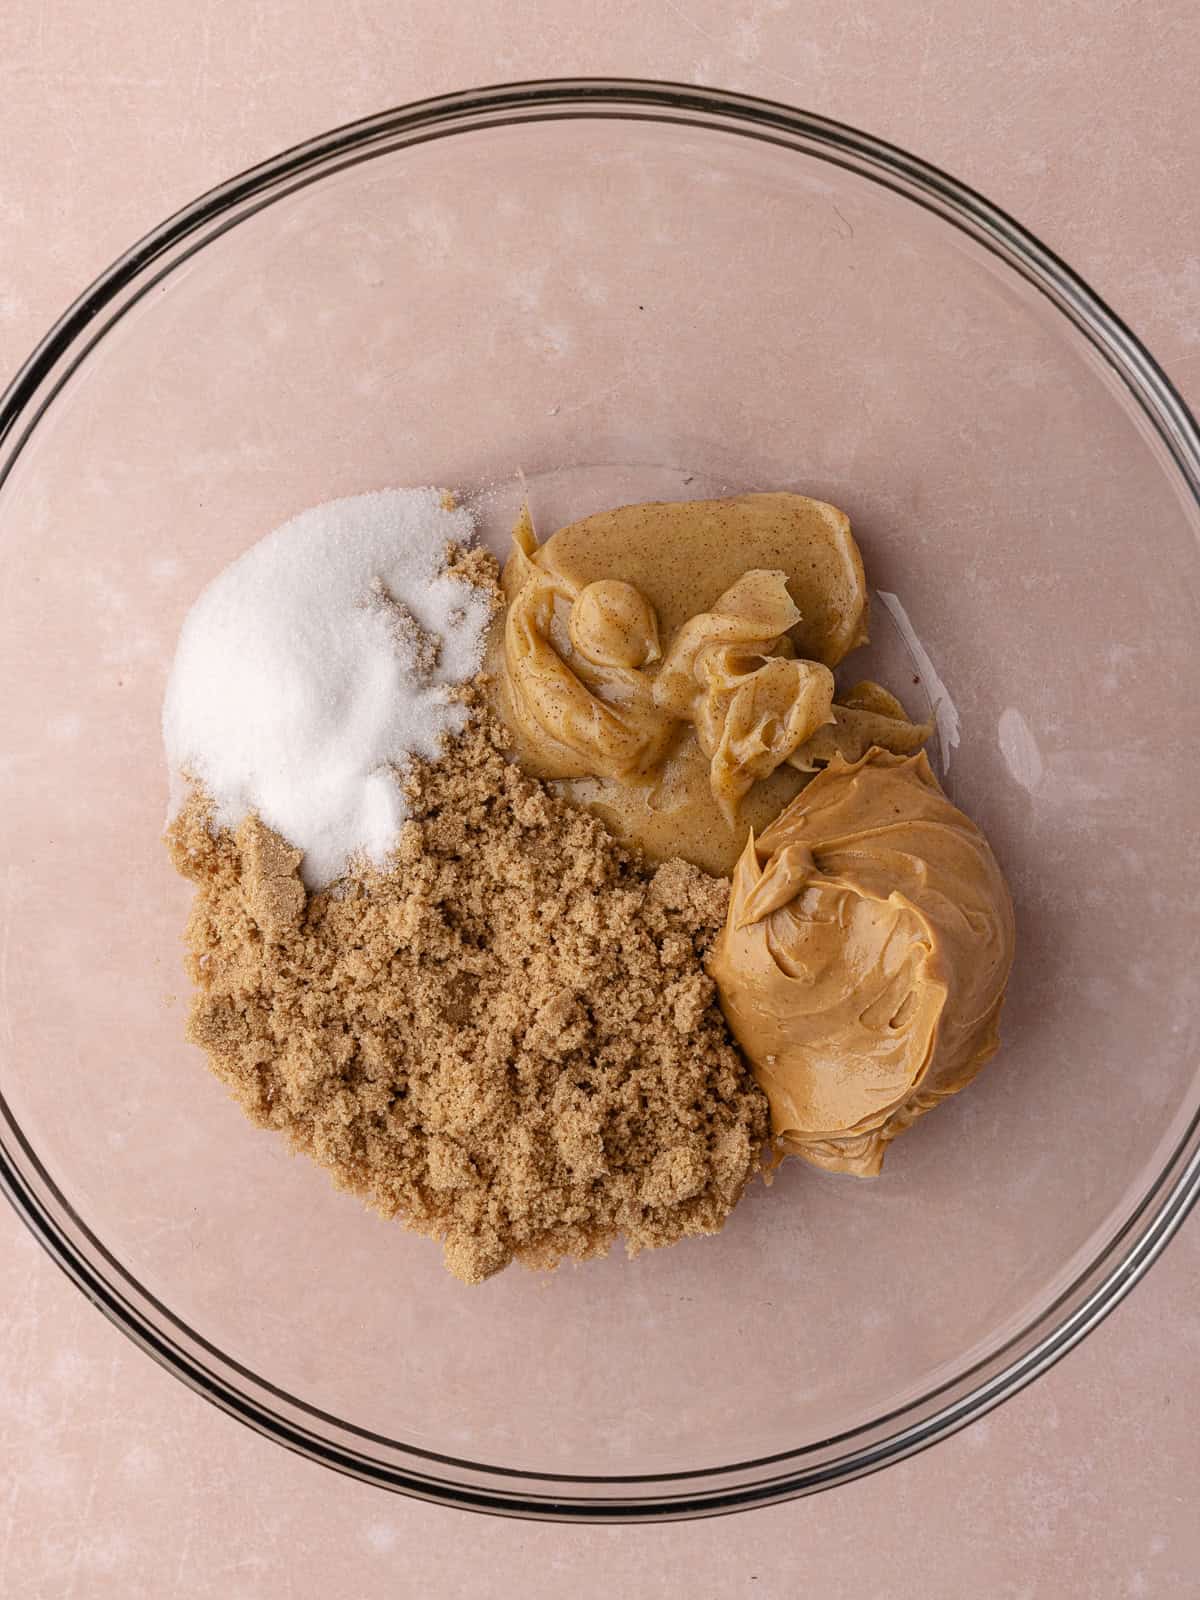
[
  {"x1": 708, "y1": 749, "x2": 1015, "y2": 1176},
  {"x1": 494, "y1": 493, "x2": 929, "y2": 874},
  {"x1": 504, "y1": 492, "x2": 870, "y2": 662}
]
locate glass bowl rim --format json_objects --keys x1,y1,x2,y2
[{"x1": 2, "y1": 76, "x2": 1198, "y2": 1522}]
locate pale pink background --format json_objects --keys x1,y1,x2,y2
[{"x1": 2, "y1": 3, "x2": 1199, "y2": 1596}]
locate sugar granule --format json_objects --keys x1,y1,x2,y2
[{"x1": 162, "y1": 488, "x2": 493, "y2": 888}]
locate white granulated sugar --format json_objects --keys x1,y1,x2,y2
[{"x1": 163, "y1": 487, "x2": 491, "y2": 888}]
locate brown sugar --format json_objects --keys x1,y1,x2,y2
[
  {"x1": 168, "y1": 697, "x2": 768, "y2": 1284},
  {"x1": 357, "y1": 576, "x2": 443, "y2": 681}
]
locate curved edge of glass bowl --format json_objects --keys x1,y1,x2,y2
[{"x1": 2, "y1": 78, "x2": 1199, "y2": 1521}]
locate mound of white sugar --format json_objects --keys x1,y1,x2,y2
[{"x1": 163, "y1": 487, "x2": 492, "y2": 888}]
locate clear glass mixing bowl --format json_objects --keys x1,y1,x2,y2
[{"x1": 2, "y1": 81, "x2": 1198, "y2": 1521}]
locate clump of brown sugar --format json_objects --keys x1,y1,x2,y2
[
  {"x1": 357, "y1": 576, "x2": 442, "y2": 681},
  {"x1": 168, "y1": 695, "x2": 768, "y2": 1285}
]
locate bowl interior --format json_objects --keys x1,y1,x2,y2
[{"x1": 1, "y1": 104, "x2": 1198, "y2": 1487}]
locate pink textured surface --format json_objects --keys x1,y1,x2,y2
[{"x1": 1, "y1": 5, "x2": 1199, "y2": 1596}]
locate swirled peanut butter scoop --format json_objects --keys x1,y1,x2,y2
[
  {"x1": 500, "y1": 504, "x2": 844, "y2": 820},
  {"x1": 493, "y1": 492, "x2": 932, "y2": 873},
  {"x1": 709, "y1": 748, "x2": 1014, "y2": 1176},
  {"x1": 652, "y1": 570, "x2": 835, "y2": 821},
  {"x1": 501, "y1": 508, "x2": 675, "y2": 781}
]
